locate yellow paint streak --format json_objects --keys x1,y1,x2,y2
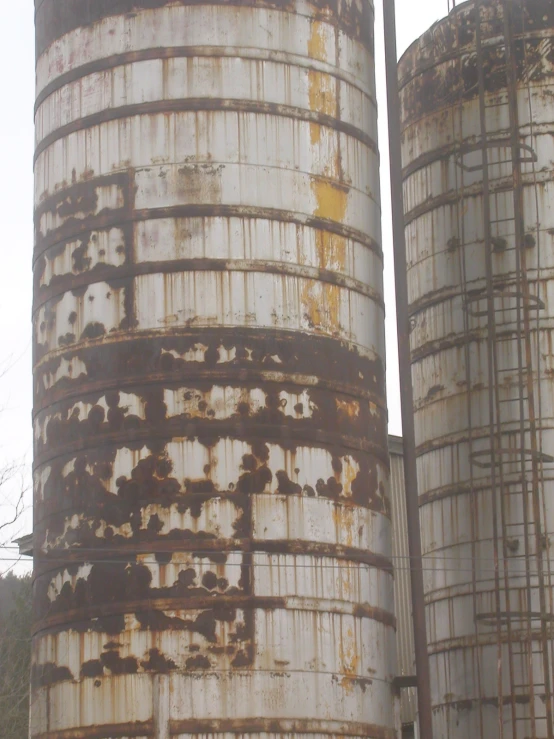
[
  {"x1": 301, "y1": 282, "x2": 343, "y2": 337},
  {"x1": 312, "y1": 179, "x2": 348, "y2": 223},
  {"x1": 308, "y1": 22, "x2": 336, "y2": 145},
  {"x1": 307, "y1": 20, "x2": 328, "y2": 62},
  {"x1": 316, "y1": 231, "x2": 346, "y2": 270},
  {"x1": 304, "y1": 19, "x2": 350, "y2": 339},
  {"x1": 339, "y1": 626, "x2": 360, "y2": 694},
  {"x1": 336, "y1": 399, "x2": 360, "y2": 419}
]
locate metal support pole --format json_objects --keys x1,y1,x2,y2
[{"x1": 382, "y1": 2, "x2": 434, "y2": 737}]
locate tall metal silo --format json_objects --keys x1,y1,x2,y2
[
  {"x1": 31, "y1": 1, "x2": 396, "y2": 738},
  {"x1": 399, "y1": 0, "x2": 554, "y2": 737}
]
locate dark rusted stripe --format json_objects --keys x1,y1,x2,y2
[
  {"x1": 36, "y1": 0, "x2": 375, "y2": 58},
  {"x1": 32, "y1": 723, "x2": 152, "y2": 739},
  {"x1": 34, "y1": 98, "x2": 378, "y2": 164},
  {"x1": 169, "y1": 718, "x2": 397, "y2": 739},
  {"x1": 34, "y1": 552, "x2": 393, "y2": 632},
  {"x1": 32, "y1": 719, "x2": 396, "y2": 739},
  {"x1": 410, "y1": 330, "x2": 484, "y2": 363},
  {"x1": 402, "y1": 176, "x2": 538, "y2": 227},
  {"x1": 33, "y1": 420, "x2": 387, "y2": 467},
  {"x1": 35, "y1": 205, "x2": 382, "y2": 261},
  {"x1": 417, "y1": 468, "x2": 554, "y2": 507},
  {"x1": 33, "y1": 596, "x2": 395, "y2": 639},
  {"x1": 33, "y1": 367, "x2": 383, "y2": 415},
  {"x1": 402, "y1": 138, "x2": 554, "y2": 181},
  {"x1": 35, "y1": 46, "x2": 377, "y2": 114},
  {"x1": 33, "y1": 258, "x2": 384, "y2": 315},
  {"x1": 33, "y1": 541, "x2": 392, "y2": 572},
  {"x1": 32, "y1": 327, "x2": 386, "y2": 407}
]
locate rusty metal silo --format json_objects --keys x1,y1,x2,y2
[
  {"x1": 399, "y1": 0, "x2": 554, "y2": 737},
  {"x1": 32, "y1": 1, "x2": 396, "y2": 738}
]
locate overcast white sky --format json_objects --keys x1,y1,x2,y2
[{"x1": 0, "y1": 0, "x2": 450, "y2": 566}]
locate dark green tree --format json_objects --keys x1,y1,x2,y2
[{"x1": 0, "y1": 573, "x2": 32, "y2": 739}]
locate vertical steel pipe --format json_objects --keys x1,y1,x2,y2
[{"x1": 382, "y1": 2, "x2": 434, "y2": 737}]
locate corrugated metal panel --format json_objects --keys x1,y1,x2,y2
[
  {"x1": 389, "y1": 436, "x2": 416, "y2": 730},
  {"x1": 399, "y1": 1, "x2": 554, "y2": 737},
  {"x1": 32, "y1": 2, "x2": 396, "y2": 739}
]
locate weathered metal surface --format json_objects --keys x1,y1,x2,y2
[
  {"x1": 32, "y1": 2, "x2": 394, "y2": 739},
  {"x1": 399, "y1": 1, "x2": 554, "y2": 737}
]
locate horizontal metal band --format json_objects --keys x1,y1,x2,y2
[
  {"x1": 33, "y1": 259, "x2": 384, "y2": 315},
  {"x1": 34, "y1": 98, "x2": 378, "y2": 164},
  {"x1": 402, "y1": 125, "x2": 554, "y2": 180},
  {"x1": 417, "y1": 466, "x2": 554, "y2": 506},
  {"x1": 35, "y1": 205, "x2": 382, "y2": 262},
  {"x1": 403, "y1": 169, "x2": 554, "y2": 227},
  {"x1": 34, "y1": 540, "x2": 392, "y2": 572},
  {"x1": 33, "y1": 418, "x2": 387, "y2": 467},
  {"x1": 428, "y1": 627, "x2": 554, "y2": 657},
  {"x1": 31, "y1": 718, "x2": 395, "y2": 739},
  {"x1": 424, "y1": 577, "x2": 552, "y2": 605},
  {"x1": 33, "y1": 368, "x2": 384, "y2": 417},
  {"x1": 410, "y1": 329, "x2": 482, "y2": 363},
  {"x1": 169, "y1": 718, "x2": 396, "y2": 739},
  {"x1": 35, "y1": 46, "x2": 377, "y2": 115},
  {"x1": 35, "y1": 0, "x2": 375, "y2": 58},
  {"x1": 33, "y1": 325, "x2": 385, "y2": 400},
  {"x1": 410, "y1": 325, "x2": 554, "y2": 363},
  {"x1": 34, "y1": 558, "x2": 393, "y2": 633},
  {"x1": 414, "y1": 427, "x2": 554, "y2": 460},
  {"x1": 33, "y1": 594, "x2": 395, "y2": 637},
  {"x1": 32, "y1": 722, "x2": 152, "y2": 739}
]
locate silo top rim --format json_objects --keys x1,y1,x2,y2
[
  {"x1": 398, "y1": 0, "x2": 472, "y2": 70},
  {"x1": 398, "y1": 0, "x2": 554, "y2": 86}
]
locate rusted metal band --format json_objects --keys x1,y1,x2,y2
[
  {"x1": 402, "y1": 171, "x2": 554, "y2": 227},
  {"x1": 33, "y1": 421, "x2": 388, "y2": 467},
  {"x1": 418, "y1": 467, "x2": 554, "y2": 506},
  {"x1": 32, "y1": 722, "x2": 153, "y2": 739},
  {"x1": 410, "y1": 319, "x2": 554, "y2": 363},
  {"x1": 34, "y1": 99, "x2": 378, "y2": 164},
  {"x1": 33, "y1": 595, "x2": 396, "y2": 638},
  {"x1": 35, "y1": 0, "x2": 375, "y2": 58},
  {"x1": 32, "y1": 540, "x2": 393, "y2": 576},
  {"x1": 35, "y1": 47, "x2": 377, "y2": 115},
  {"x1": 416, "y1": 436, "x2": 554, "y2": 464},
  {"x1": 410, "y1": 330, "x2": 482, "y2": 362},
  {"x1": 409, "y1": 279, "x2": 550, "y2": 322},
  {"x1": 33, "y1": 541, "x2": 392, "y2": 572},
  {"x1": 33, "y1": 370, "x2": 384, "y2": 416},
  {"x1": 428, "y1": 626, "x2": 554, "y2": 656},
  {"x1": 168, "y1": 718, "x2": 396, "y2": 738},
  {"x1": 35, "y1": 205, "x2": 382, "y2": 261},
  {"x1": 33, "y1": 259, "x2": 384, "y2": 315},
  {"x1": 31, "y1": 718, "x2": 396, "y2": 739},
  {"x1": 32, "y1": 326, "x2": 385, "y2": 398},
  {"x1": 402, "y1": 136, "x2": 554, "y2": 181}
]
